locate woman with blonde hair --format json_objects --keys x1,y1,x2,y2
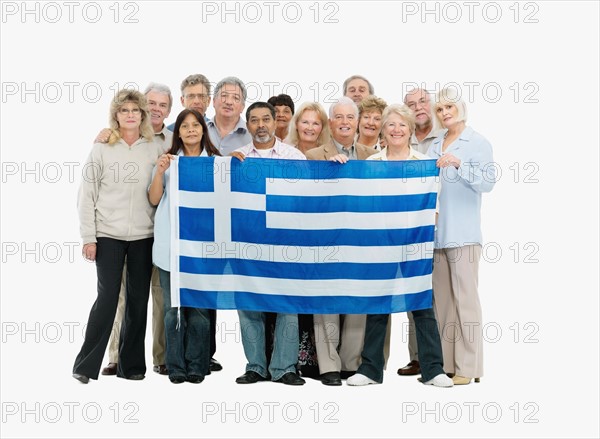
[
  {"x1": 356, "y1": 95, "x2": 387, "y2": 150},
  {"x1": 73, "y1": 90, "x2": 163, "y2": 383},
  {"x1": 285, "y1": 102, "x2": 331, "y2": 155}
]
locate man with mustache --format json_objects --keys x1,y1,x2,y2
[
  {"x1": 230, "y1": 102, "x2": 306, "y2": 386},
  {"x1": 397, "y1": 88, "x2": 446, "y2": 377}
]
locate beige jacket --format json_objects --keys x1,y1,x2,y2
[
  {"x1": 305, "y1": 140, "x2": 377, "y2": 161},
  {"x1": 78, "y1": 138, "x2": 163, "y2": 244}
]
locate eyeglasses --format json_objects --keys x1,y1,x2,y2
[
  {"x1": 185, "y1": 93, "x2": 209, "y2": 101},
  {"x1": 119, "y1": 108, "x2": 141, "y2": 115}
]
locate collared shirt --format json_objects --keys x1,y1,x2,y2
[
  {"x1": 427, "y1": 126, "x2": 496, "y2": 248},
  {"x1": 154, "y1": 124, "x2": 173, "y2": 152},
  {"x1": 367, "y1": 146, "x2": 428, "y2": 161},
  {"x1": 152, "y1": 149, "x2": 209, "y2": 271},
  {"x1": 207, "y1": 117, "x2": 252, "y2": 156},
  {"x1": 411, "y1": 128, "x2": 446, "y2": 154},
  {"x1": 333, "y1": 139, "x2": 357, "y2": 160},
  {"x1": 235, "y1": 138, "x2": 306, "y2": 160}
]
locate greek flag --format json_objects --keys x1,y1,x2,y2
[{"x1": 169, "y1": 156, "x2": 439, "y2": 314}]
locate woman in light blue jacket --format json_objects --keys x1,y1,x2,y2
[{"x1": 427, "y1": 88, "x2": 496, "y2": 385}]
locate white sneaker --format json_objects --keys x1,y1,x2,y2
[
  {"x1": 347, "y1": 373, "x2": 378, "y2": 386},
  {"x1": 423, "y1": 373, "x2": 454, "y2": 387}
]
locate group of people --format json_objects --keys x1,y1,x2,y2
[{"x1": 72, "y1": 74, "x2": 496, "y2": 388}]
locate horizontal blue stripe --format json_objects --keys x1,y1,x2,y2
[
  {"x1": 179, "y1": 207, "x2": 214, "y2": 242},
  {"x1": 179, "y1": 257, "x2": 432, "y2": 280},
  {"x1": 178, "y1": 157, "x2": 215, "y2": 192},
  {"x1": 267, "y1": 193, "x2": 437, "y2": 213},
  {"x1": 180, "y1": 289, "x2": 432, "y2": 314},
  {"x1": 230, "y1": 209, "x2": 434, "y2": 246},
  {"x1": 230, "y1": 158, "x2": 439, "y2": 195}
]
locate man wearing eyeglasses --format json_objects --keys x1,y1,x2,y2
[{"x1": 167, "y1": 73, "x2": 212, "y2": 132}]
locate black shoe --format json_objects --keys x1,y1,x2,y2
[
  {"x1": 320, "y1": 371, "x2": 342, "y2": 386},
  {"x1": 153, "y1": 365, "x2": 168, "y2": 375},
  {"x1": 169, "y1": 376, "x2": 186, "y2": 384},
  {"x1": 275, "y1": 372, "x2": 305, "y2": 386},
  {"x1": 186, "y1": 374, "x2": 204, "y2": 384},
  {"x1": 340, "y1": 370, "x2": 356, "y2": 380},
  {"x1": 127, "y1": 374, "x2": 145, "y2": 380},
  {"x1": 210, "y1": 358, "x2": 223, "y2": 372},
  {"x1": 72, "y1": 373, "x2": 89, "y2": 384},
  {"x1": 235, "y1": 370, "x2": 268, "y2": 384}
]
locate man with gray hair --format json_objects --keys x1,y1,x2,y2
[
  {"x1": 306, "y1": 97, "x2": 377, "y2": 386},
  {"x1": 404, "y1": 87, "x2": 445, "y2": 154},
  {"x1": 95, "y1": 82, "x2": 173, "y2": 150},
  {"x1": 207, "y1": 76, "x2": 252, "y2": 155},
  {"x1": 343, "y1": 74, "x2": 375, "y2": 104}
]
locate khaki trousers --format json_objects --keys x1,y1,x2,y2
[{"x1": 432, "y1": 245, "x2": 483, "y2": 378}]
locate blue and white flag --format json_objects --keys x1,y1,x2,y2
[{"x1": 169, "y1": 156, "x2": 439, "y2": 314}]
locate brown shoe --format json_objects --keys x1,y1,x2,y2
[
  {"x1": 397, "y1": 360, "x2": 420, "y2": 376},
  {"x1": 101, "y1": 362, "x2": 117, "y2": 376},
  {"x1": 153, "y1": 365, "x2": 168, "y2": 375}
]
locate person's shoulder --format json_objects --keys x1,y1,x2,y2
[
  {"x1": 305, "y1": 144, "x2": 327, "y2": 160},
  {"x1": 367, "y1": 151, "x2": 384, "y2": 160},
  {"x1": 412, "y1": 150, "x2": 430, "y2": 160}
]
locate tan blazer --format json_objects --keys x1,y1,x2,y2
[{"x1": 305, "y1": 140, "x2": 377, "y2": 161}]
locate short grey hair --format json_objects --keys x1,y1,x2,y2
[
  {"x1": 144, "y1": 82, "x2": 173, "y2": 111},
  {"x1": 214, "y1": 76, "x2": 247, "y2": 103},
  {"x1": 329, "y1": 96, "x2": 359, "y2": 119},
  {"x1": 180, "y1": 74, "x2": 211, "y2": 96},
  {"x1": 342, "y1": 75, "x2": 375, "y2": 95}
]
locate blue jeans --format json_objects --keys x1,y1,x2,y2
[
  {"x1": 238, "y1": 311, "x2": 299, "y2": 381},
  {"x1": 357, "y1": 308, "x2": 445, "y2": 383},
  {"x1": 159, "y1": 268, "x2": 210, "y2": 379}
]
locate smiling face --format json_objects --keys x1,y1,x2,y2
[
  {"x1": 345, "y1": 78, "x2": 370, "y2": 104},
  {"x1": 359, "y1": 110, "x2": 383, "y2": 140},
  {"x1": 404, "y1": 89, "x2": 432, "y2": 129},
  {"x1": 179, "y1": 112, "x2": 203, "y2": 148},
  {"x1": 146, "y1": 91, "x2": 171, "y2": 131},
  {"x1": 383, "y1": 112, "x2": 411, "y2": 149},
  {"x1": 213, "y1": 83, "x2": 244, "y2": 120},
  {"x1": 329, "y1": 103, "x2": 358, "y2": 146},
  {"x1": 297, "y1": 110, "x2": 323, "y2": 144}
]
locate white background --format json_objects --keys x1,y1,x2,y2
[{"x1": 1, "y1": 1, "x2": 598, "y2": 437}]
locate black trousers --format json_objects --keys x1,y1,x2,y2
[{"x1": 73, "y1": 237, "x2": 153, "y2": 379}]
